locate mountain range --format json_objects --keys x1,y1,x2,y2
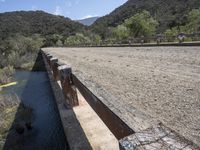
[{"x1": 77, "y1": 17, "x2": 99, "y2": 26}]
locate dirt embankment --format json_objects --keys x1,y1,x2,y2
[{"x1": 43, "y1": 47, "x2": 200, "y2": 146}]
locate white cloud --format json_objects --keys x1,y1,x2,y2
[
  {"x1": 54, "y1": 6, "x2": 62, "y2": 15},
  {"x1": 80, "y1": 15, "x2": 98, "y2": 19}
]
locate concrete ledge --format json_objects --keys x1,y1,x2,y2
[
  {"x1": 43, "y1": 52, "x2": 119, "y2": 150},
  {"x1": 44, "y1": 56, "x2": 92, "y2": 149}
]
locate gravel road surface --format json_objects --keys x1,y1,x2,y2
[{"x1": 43, "y1": 47, "x2": 200, "y2": 146}]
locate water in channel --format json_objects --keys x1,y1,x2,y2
[{"x1": 2, "y1": 70, "x2": 69, "y2": 150}]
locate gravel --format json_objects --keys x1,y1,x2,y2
[{"x1": 43, "y1": 46, "x2": 200, "y2": 146}]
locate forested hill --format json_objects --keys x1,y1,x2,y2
[
  {"x1": 0, "y1": 11, "x2": 86, "y2": 39},
  {"x1": 91, "y1": 0, "x2": 200, "y2": 37}
]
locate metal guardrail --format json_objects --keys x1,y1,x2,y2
[{"x1": 42, "y1": 50, "x2": 134, "y2": 140}]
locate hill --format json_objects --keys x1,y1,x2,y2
[
  {"x1": 0, "y1": 11, "x2": 86, "y2": 40},
  {"x1": 77, "y1": 17, "x2": 99, "y2": 26},
  {"x1": 91, "y1": 0, "x2": 200, "y2": 37}
]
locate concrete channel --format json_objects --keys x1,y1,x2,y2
[{"x1": 2, "y1": 70, "x2": 69, "y2": 150}]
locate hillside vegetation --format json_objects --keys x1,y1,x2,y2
[
  {"x1": 0, "y1": 11, "x2": 86, "y2": 40},
  {"x1": 91, "y1": 0, "x2": 200, "y2": 38},
  {"x1": 0, "y1": 11, "x2": 99, "y2": 84}
]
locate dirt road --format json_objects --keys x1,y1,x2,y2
[{"x1": 43, "y1": 47, "x2": 200, "y2": 146}]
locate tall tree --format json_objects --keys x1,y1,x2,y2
[{"x1": 124, "y1": 10, "x2": 158, "y2": 37}]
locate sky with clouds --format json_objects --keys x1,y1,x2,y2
[{"x1": 0, "y1": 0, "x2": 128, "y2": 20}]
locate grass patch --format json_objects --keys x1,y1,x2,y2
[{"x1": 0, "y1": 94, "x2": 33, "y2": 148}]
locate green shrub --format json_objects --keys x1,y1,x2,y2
[
  {"x1": 0, "y1": 34, "x2": 44, "y2": 70},
  {"x1": 65, "y1": 33, "x2": 91, "y2": 46},
  {"x1": 7, "y1": 51, "x2": 21, "y2": 68},
  {"x1": 0, "y1": 66, "x2": 15, "y2": 85},
  {"x1": 164, "y1": 28, "x2": 178, "y2": 42},
  {"x1": 184, "y1": 37, "x2": 193, "y2": 42}
]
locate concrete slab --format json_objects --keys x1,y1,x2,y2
[{"x1": 73, "y1": 91, "x2": 119, "y2": 150}]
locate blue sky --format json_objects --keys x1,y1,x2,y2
[{"x1": 0, "y1": 0, "x2": 128, "y2": 20}]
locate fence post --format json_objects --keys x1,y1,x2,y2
[
  {"x1": 58, "y1": 65, "x2": 79, "y2": 107},
  {"x1": 50, "y1": 57, "x2": 58, "y2": 68},
  {"x1": 53, "y1": 61, "x2": 64, "y2": 81},
  {"x1": 50, "y1": 58, "x2": 59, "y2": 81},
  {"x1": 47, "y1": 54, "x2": 53, "y2": 66}
]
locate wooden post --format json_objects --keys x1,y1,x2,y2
[
  {"x1": 52, "y1": 61, "x2": 64, "y2": 81},
  {"x1": 47, "y1": 54, "x2": 53, "y2": 66},
  {"x1": 58, "y1": 65, "x2": 79, "y2": 107},
  {"x1": 50, "y1": 58, "x2": 59, "y2": 80}
]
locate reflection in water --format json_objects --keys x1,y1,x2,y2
[{"x1": 3, "y1": 71, "x2": 69, "y2": 150}]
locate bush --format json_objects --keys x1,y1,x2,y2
[
  {"x1": 0, "y1": 66, "x2": 15, "y2": 85},
  {"x1": 7, "y1": 51, "x2": 21, "y2": 68},
  {"x1": 184, "y1": 37, "x2": 193, "y2": 42},
  {"x1": 0, "y1": 34, "x2": 44, "y2": 69},
  {"x1": 64, "y1": 33, "x2": 91, "y2": 46},
  {"x1": 90, "y1": 34, "x2": 102, "y2": 45},
  {"x1": 164, "y1": 28, "x2": 178, "y2": 42}
]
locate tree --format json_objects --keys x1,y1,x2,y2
[
  {"x1": 124, "y1": 10, "x2": 158, "y2": 37},
  {"x1": 44, "y1": 34, "x2": 63, "y2": 47},
  {"x1": 185, "y1": 8, "x2": 200, "y2": 33},
  {"x1": 112, "y1": 25, "x2": 130, "y2": 40}
]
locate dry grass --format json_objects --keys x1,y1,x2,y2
[
  {"x1": 0, "y1": 94, "x2": 33, "y2": 148},
  {"x1": 0, "y1": 66, "x2": 15, "y2": 85},
  {"x1": 0, "y1": 94, "x2": 19, "y2": 148}
]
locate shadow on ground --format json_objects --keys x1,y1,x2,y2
[{"x1": 2, "y1": 52, "x2": 69, "y2": 150}]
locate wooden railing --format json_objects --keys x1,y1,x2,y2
[
  {"x1": 42, "y1": 51, "x2": 134, "y2": 140},
  {"x1": 63, "y1": 33, "x2": 200, "y2": 47}
]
